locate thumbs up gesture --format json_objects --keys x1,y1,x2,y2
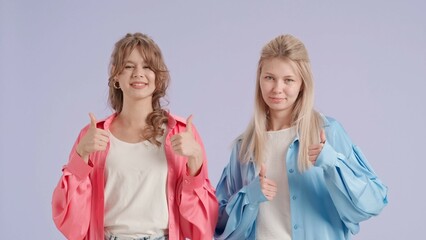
[
  {"x1": 76, "y1": 113, "x2": 110, "y2": 164},
  {"x1": 308, "y1": 129, "x2": 326, "y2": 165},
  {"x1": 170, "y1": 115, "x2": 203, "y2": 176},
  {"x1": 259, "y1": 163, "x2": 277, "y2": 201}
]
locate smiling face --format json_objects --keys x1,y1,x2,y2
[
  {"x1": 259, "y1": 57, "x2": 303, "y2": 117},
  {"x1": 116, "y1": 48, "x2": 156, "y2": 104}
]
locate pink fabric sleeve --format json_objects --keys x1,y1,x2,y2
[
  {"x1": 52, "y1": 126, "x2": 93, "y2": 240},
  {"x1": 177, "y1": 126, "x2": 219, "y2": 240}
]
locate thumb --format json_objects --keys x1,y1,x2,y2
[
  {"x1": 186, "y1": 114, "x2": 193, "y2": 133},
  {"x1": 320, "y1": 128, "x2": 326, "y2": 144},
  {"x1": 259, "y1": 163, "x2": 267, "y2": 178},
  {"x1": 89, "y1": 112, "x2": 97, "y2": 128}
]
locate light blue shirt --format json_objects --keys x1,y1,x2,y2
[{"x1": 214, "y1": 116, "x2": 388, "y2": 240}]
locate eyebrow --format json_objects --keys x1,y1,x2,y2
[{"x1": 263, "y1": 72, "x2": 295, "y2": 78}]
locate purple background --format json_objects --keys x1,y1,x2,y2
[{"x1": 1, "y1": 1, "x2": 425, "y2": 239}]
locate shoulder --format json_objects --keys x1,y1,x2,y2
[
  {"x1": 167, "y1": 113, "x2": 188, "y2": 127},
  {"x1": 231, "y1": 134, "x2": 244, "y2": 151},
  {"x1": 166, "y1": 112, "x2": 200, "y2": 134},
  {"x1": 319, "y1": 113, "x2": 344, "y2": 131},
  {"x1": 79, "y1": 113, "x2": 115, "y2": 132},
  {"x1": 319, "y1": 113, "x2": 353, "y2": 146},
  {"x1": 168, "y1": 113, "x2": 186, "y2": 124},
  {"x1": 75, "y1": 113, "x2": 115, "y2": 140},
  {"x1": 319, "y1": 113, "x2": 337, "y2": 126}
]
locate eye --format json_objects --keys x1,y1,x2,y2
[
  {"x1": 124, "y1": 65, "x2": 135, "y2": 69},
  {"x1": 284, "y1": 79, "x2": 295, "y2": 83},
  {"x1": 143, "y1": 65, "x2": 152, "y2": 70},
  {"x1": 265, "y1": 76, "x2": 274, "y2": 80}
]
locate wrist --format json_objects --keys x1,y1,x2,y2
[
  {"x1": 187, "y1": 151, "x2": 203, "y2": 176},
  {"x1": 76, "y1": 146, "x2": 89, "y2": 163}
]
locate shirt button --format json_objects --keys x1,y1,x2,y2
[
  {"x1": 289, "y1": 169, "x2": 294, "y2": 173},
  {"x1": 292, "y1": 195, "x2": 297, "y2": 200},
  {"x1": 294, "y1": 224, "x2": 299, "y2": 230},
  {"x1": 184, "y1": 179, "x2": 189, "y2": 184},
  {"x1": 289, "y1": 144, "x2": 293, "y2": 149}
]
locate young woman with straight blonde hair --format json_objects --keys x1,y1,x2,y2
[
  {"x1": 52, "y1": 33, "x2": 218, "y2": 240},
  {"x1": 214, "y1": 34, "x2": 388, "y2": 240}
]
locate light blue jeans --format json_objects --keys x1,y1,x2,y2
[{"x1": 106, "y1": 235, "x2": 168, "y2": 240}]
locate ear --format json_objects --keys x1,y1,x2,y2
[{"x1": 110, "y1": 65, "x2": 117, "y2": 79}]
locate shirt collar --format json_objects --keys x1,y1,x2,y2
[{"x1": 98, "y1": 112, "x2": 183, "y2": 130}]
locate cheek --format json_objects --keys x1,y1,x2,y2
[
  {"x1": 118, "y1": 71, "x2": 131, "y2": 79},
  {"x1": 260, "y1": 82, "x2": 271, "y2": 94},
  {"x1": 148, "y1": 71, "x2": 156, "y2": 81},
  {"x1": 260, "y1": 86, "x2": 269, "y2": 101},
  {"x1": 291, "y1": 89, "x2": 300, "y2": 98},
  {"x1": 149, "y1": 73, "x2": 157, "y2": 90},
  {"x1": 289, "y1": 84, "x2": 302, "y2": 97}
]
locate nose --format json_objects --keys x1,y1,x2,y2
[
  {"x1": 272, "y1": 81, "x2": 283, "y2": 93},
  {"x1": 132, "y1": 66, "x2": 144, "y2": 78}
]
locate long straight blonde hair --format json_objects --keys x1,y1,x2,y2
[{"x1": 239, "y1": 34, "x2": 323, "y2": 172}]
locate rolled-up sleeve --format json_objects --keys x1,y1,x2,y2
[
  {"x1": 315, "y1": 120, "x2": 388, "y2": 234},
  {"x1": 52, "y1": 126, "x2": 93, "y2": 240},
  {"x1": 215, "y1": 143, "x2": 267, "y2": 240},
  {"x1": 177, "y1": 125, "x2": 219, "y2": 240}
]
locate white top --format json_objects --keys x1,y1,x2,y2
[
  {"x1": 256, "y1": 126, "x2": 296, "y2": 240},
  {"x1": 104, "y1": 131, "x2": 168, "y2": 239}
]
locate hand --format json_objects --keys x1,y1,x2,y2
[
  {"x1": 170, "y1": 115, "x2": 203, "y2": 176},
  {"x1": 76, "y1": 113, "x2": 110, "y2": 163},
  {"x1": 308, "y1": 129, "x2": 326, "y2": 165},
  {"x1": 259, "y1": 163, "x2": 277, "y2": 201}
]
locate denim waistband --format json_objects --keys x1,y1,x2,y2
[{"x1": 106, "y1": 235, "x2": 168, "y2": 240}]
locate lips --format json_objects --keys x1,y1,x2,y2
[
  {"x1": 130, "y1": 82, "x2": 148, "y2": 88},
  {"x1": 269, "y1": 97, "x2": 286, "y2": 103}
]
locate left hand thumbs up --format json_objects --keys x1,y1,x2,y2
[
  {"x1": 308, "y1": 129, "x2": 327, "y2": 165},
  {"x1": 170, "y1": 115, "x2": 203, "y2": 175}
]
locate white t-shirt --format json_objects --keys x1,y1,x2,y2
[
  {"x1": 256, "y1": 126, "x2": 296, "y2": 240},
  {"x1": 104, "y1": 131, "x2": 168, "y2": 239}
]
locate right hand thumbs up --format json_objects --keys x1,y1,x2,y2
[
  {"x1": 76, "y1": 113, "x2": 110, "y2": 164},
  {"x1": 89, "y1": 112, "x2": 97, "y2": 128},
  {"x1": 259, "y1": 163, "x2": 277, "y2": 201}
]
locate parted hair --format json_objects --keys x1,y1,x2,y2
[{"x1": 239, "y1": 34, "x2": 323, "y2": 172}]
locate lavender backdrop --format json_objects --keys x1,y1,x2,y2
[{"x1": 1, "y1": 0, "x2": 425, "y2": 239}]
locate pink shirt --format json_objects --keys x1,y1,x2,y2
[{"x1": 52, "y1": 113, "x2": 218, "y2": 240}]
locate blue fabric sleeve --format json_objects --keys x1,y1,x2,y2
[
  {"x1": 315, "y1": 119, "x2": 388, "y2": 234},
  {"x1": 214, "y1": 144, "x2": 267, "y2": 240}
]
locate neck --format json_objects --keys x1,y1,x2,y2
[
  {"x1": 118, "y1": 98, "x2": 153, "y2": 128},
  {"x1": 268, "y1": 109, "x2": 292, "y2": 131}
]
